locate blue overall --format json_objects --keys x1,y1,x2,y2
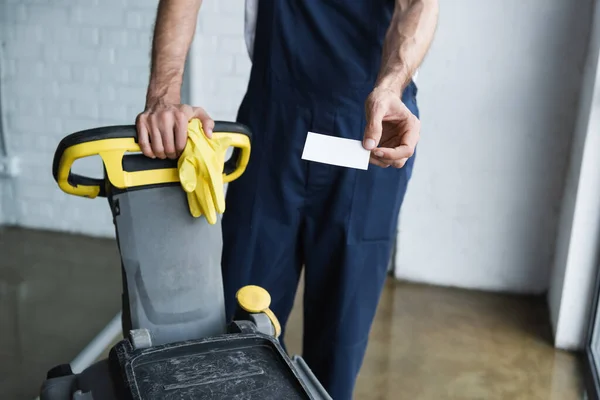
[{"x1": 222, "y1": 1, "x2": 419, "y2": 398}]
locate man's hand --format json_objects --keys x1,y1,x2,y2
[
  {"x1": 136, "y1": 103, "x2": 214, "y2": 160},
  {"x1": 361, "y1": 0, "x2": 437, "y2": 168},
  {"x1": 363, "y1": 87, "x2": 420, "y2": 168}
]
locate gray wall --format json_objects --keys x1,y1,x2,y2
[
  {"x1": 549, "y1": 0, "x2": 600, "y2": 349},
  {"x1": 395, "y1": 0, "x2": 594, "y2": 294}
]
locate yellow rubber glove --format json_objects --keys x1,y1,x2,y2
[{"x1": 178, "y1": 119, "x2": 232, "y2": 224}]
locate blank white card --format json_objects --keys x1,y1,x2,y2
[{"x1": 301, "y1": 132, "x2": 370, "y2": 170}]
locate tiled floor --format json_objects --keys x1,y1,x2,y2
[{"x1": 0, "y1": 227, "x2": 584, "y2": 399}]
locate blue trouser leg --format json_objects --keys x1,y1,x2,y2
[
  {"x1": 222, "y1": 84, "x2": 419, "y2": 399},
  {"x1": 300, "y1": 163, "x2": 416, "y2": 399},
  {"x1": 222, "y1": 95, "x2": 308, "y2": 346}
]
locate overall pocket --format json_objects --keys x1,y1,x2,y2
[
  {"x1": 344, "y1": 80, "x2": 418, "y2": 245},
  {"x1": 347, "y1": 166, "x2": 411, "y2": 245}
]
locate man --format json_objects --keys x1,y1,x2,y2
[{"x1": 136, "y1": 1, "x2": 438, "y2": 398}]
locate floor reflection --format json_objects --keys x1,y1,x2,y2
[
  {"x1": 0, "y1": 227, "x2": 121, "y2": 399},
  {"x1": 0, "y1": 227, "x2": 583, "y2": 399},
  {"x1": 285, "y1": 278, "x2": 582, "y2": 400}
]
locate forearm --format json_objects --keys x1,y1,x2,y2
[
  {"x1": 376, "y1": 0, "x2": 439, "y2": 95},
  {"x1": 146, "y1": 0, "x2": 203, "y2": 106}
]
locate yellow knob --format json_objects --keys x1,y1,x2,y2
[
  {"x1": 236, "y1": 285, "x2": 271, "y2": 313},
  {"x1": 236, "y1": 285, "x2": 282, "y2": 338}
]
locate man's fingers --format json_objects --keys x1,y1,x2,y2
[
  {"x1": 136, "y1": 114, "x2": 154, "y2": 158},
  {"x1": 149, "y1": 115, "x2": 166, "y2": 159},
  {"x1": 373, "y1": 150, "x2": 411, "y2": 169},
  {"x1": 159, "y1": 112, "x2": 177, "y2": 159},
  {"x1": 370, "y1": 154, "x2": 408, "y2": 169},
  {"x1": 373, "y1": 145, "x2": 414, "y2": 161},
  {"x1": 393, "y1": 158, "x2": 409, "y2": 169},
  {"x1": 174, "y1": 110, "x2": 189, "y2": 155},
  {"x1": 402, "y1": 117, "x2": 421, "y2": 149},
  {"x1": 370, "y1": 155, "x2": 390, "y2": 168},
  {"x1": 374, "y1": 117, "x2": 420, "y2": 162}
]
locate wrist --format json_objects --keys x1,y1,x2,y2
[
  {"x1": 146, "y1": 77, "x2": 182, "y2": 107},
  {"x1": 375, "y1": 65, "x2": 411, "y2": 96}
]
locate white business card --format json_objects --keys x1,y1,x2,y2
[{"x1": 301, "y1": 131, "x2": 370, "y2": 170}]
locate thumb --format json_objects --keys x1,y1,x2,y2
[
  {"x1": 192, "y1": 107, "x2": 215, "y2": 139},
  {"x1": 182, "y1": 106, "x2": 215, "y2": 138},
  {"x1": 363, "y1": 99, "x2": 387, "y2": 150}
]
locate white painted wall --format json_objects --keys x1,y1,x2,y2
[
  {"x1": 2, "y1": 0, "x2": 598, "y2": 317},
  {"x1": 395, "y1": 0, "x2": 594, "y2": 294},
  {"x1": 548, "y1": 0, "x2": 600, "y2": 350},
  {"x1": 189, "y1": 1, "x2": 251, "y2": 119},
  {"x1": 0, "y1": 1, "x2": 249, "y2": 236}
]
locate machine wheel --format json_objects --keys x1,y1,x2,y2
[
  {"x1": 72, "y1": 390, "x2": 94, "y2": 399},
  {"x1": 46, "y1": 363, "x2": 73, "y2": 379}
]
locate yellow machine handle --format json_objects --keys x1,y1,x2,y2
[{"x1": 52, "y1": 122, "x2": 252, "y2": 198}]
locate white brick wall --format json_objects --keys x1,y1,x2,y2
[{"x1": 0, "y1": 0, "x2": 251, "y2": 236}]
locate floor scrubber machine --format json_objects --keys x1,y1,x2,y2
[{"x1": 40, "y1": 122, "x2": 331, "y2": 400}]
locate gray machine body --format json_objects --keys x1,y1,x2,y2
[
  {"x1": 41, "y1": 176, "x2": 332, "y2": 400},
  {"x1": 112, "y1": 185, "x2": 226, "y2": 345},
  {"x1": 41, "y1": 125, "x2": 332, "y2": 399}
]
